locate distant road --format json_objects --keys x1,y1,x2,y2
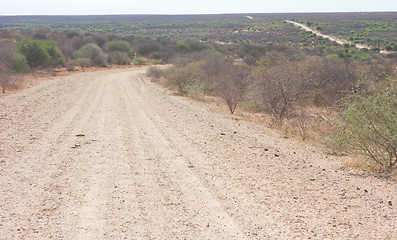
[{"x1": 286, "y1": 20, "x2": 393, "y2": 54}]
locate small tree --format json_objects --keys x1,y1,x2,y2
[
  {"x1": 255, "y1": 56, "x2": 316, "y2": 125},
  {"x1": 218, "y1": 63, "x2": 250, "y2": 114},
  {"x1": 335, "y1": 78, "x2": 397, "y2": 169}
]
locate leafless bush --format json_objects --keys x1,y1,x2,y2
[
  {"x1": 167, "y1": 63, "x2": 202, "y2": 96},
  {"x1": 314, "y1": 58, "x2": 356, "y2": 106},
  {"x1": 201, "y1": 51, "x2": 233, "y2": 94},
  {"x1": 146, "y1": 66, "x2": 163, "y2": 79},
  {"x1": 217, "y1": 63, "x2": 251, "y2": 114},
  {"x1": 255, "y1": 56, "x2": 317, "y2": 125},
  {"x1": 290, "y1": 109, "x2": 311, "y2": 141},
  {"x1": 0, "y1": 71, "x2": 12, "y2": 93},
  {"x1": 289, "y1": 108, "x2": 327, "y2": 141},
  {"x1": 108, "y1": 51, "x2": 130, "y2": 65}
]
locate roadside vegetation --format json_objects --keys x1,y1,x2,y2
[
  {"x1": 0, "y1": 13, "x2": 396, "y2": 172},
  {"x1": 149, "y1": 46, "x2": 396, "y2": 172}
]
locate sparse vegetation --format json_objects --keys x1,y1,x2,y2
[{"x1": 1, "y1": 13, "x2": 396, "y2": 172}]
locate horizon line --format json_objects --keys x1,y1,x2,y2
[{"x1": 1, "y1": 10, "x2": 397, "y2": 17}]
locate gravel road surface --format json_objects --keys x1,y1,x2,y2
[{"x1": 1, "y1": 68, "x2": 396, "y2": 239}]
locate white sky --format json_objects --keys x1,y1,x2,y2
[{"x1": 1, "y1": 0, "x2": 397, "y2": 15}]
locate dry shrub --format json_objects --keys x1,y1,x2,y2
[
  {"x1": 347, "y1": 156, "x2": 374, "y2": 172},
  {"x1": 186, "y1": 82, "x2": 205, "y2": 99},
  {"x1": 289, "y1": 109, "x2": 314, "y2": 141},
  {"x1": 146, "y1": 66, "x2": 163, "y2": 79},
  {"x1": 217, "y1": 63, "x2": 250, "y2": 114},
  {"x1": 166, "y1": 63, "x2": 202, "y2": 96},
  {"x1": 108, "y1": 51, "x2": 130, "y2": 65},
  {"x1": 346, "y1": 155, "x2": 395, "y2": 174},
  {"x1": 314, "y1": 58, "x2": 355, "y2": 107},
  {"x1": 0, "y1": 40, "x2": 24, "y2": 93},
  {"x1": 254, "y1": 56, "x2": 319, "y2": 125},
  {"x1": 0, "y1": 74, "x2": 24, "y2": 93}
]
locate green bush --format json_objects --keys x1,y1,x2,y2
[
  {"x1": 186, "y1": 82, "x2": 205, "y2": 99},
  {"x1": 17, "y1": 39, "x2": 63, "y2": 68},
  {"x1": 151, "y1": 59, "x2": 163, "y2": 65},
  {"x1": 108, "y1": 51, "x2": 130, "y2": 65},
  {"x1": 360, "y1": 53, "x2": 372, "y2": 61},
  {"x1": 74, "y1": 43, "x2": 107, "y2": 67},
  {"x1": 73, "y1": 58, "x2": 91, "y2": 69},
  {"x1": 334, "y1": 78, "x2": 397, "y2": 169},
  {"x1": 12, "y1": 53, "x2": 30, "y2": 73},
  {"x1": 105, "y1": 40, "x2": 133, "y2": 55}
]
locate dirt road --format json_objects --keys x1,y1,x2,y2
[
  {"x1": 286, "y1": 20, "x2": 393, "y2": 54},
  {"x1": 1, "y1": 68, "x2": 396, "y2": 239}
]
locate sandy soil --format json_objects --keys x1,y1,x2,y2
[
  {"x1": 286, "y1": 20, "x2": 393, "y2": 54},
  {"x1": 0, "y1": 68, "x2": 396, "y2": 239}
]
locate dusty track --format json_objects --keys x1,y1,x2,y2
[
  {"x1": 0, "y1": 68, "x2": 396, "y2": 239},
  {"x1": 286, "y1": 20, "x2": 393, "y2": 54}
]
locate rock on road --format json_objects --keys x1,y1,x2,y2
[{"x1": 0, "y1": 68, "x2": 396, "y2": 239}]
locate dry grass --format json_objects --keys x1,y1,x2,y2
[
  {"x1": 346, "y1": 155, "x2": 397, "y2": 177},
  {"x1": 347, "y1": 155, "x2": 374, "y2": 172}
]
